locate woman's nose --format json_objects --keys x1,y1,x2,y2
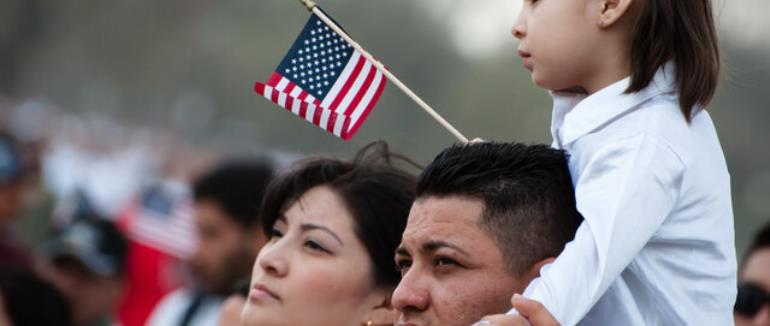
[{"x1": 256, "y1": 242, "x2": 289, "y2": 277}]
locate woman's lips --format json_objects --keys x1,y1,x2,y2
[{"x1": 249, "y1": 283, "x2": 280, "y2": 302}]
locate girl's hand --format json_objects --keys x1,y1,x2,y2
[{"x1": 473, "y1": 295, "x2": 560, "y2": 326}]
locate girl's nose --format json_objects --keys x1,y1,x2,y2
[
  {"x1": 512, "y1": 7, "x2": 527, "y2": 39},
  {"x1": 511, "y1": 24, "x2": 526, "y2": 39}
]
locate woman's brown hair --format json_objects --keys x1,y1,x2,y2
[{"x1": 627, "y1": 0, "x2": 720, "y2": 121}]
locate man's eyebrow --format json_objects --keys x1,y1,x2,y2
[
  {"x1": 395, "y1": 246, "x2": 410, "y2": 257},
  {"x1": 300, "y1": 223, "x2": 344, "y2": 246},
  {"x1": 421, "y1": 240, "x2": 470, "y2": 257}
]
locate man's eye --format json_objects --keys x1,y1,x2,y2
[
  {"x1": 433, "y1": 257, "x2": 459, "y2": 267},
  {"x1": 270, "y1": 228, "x2": 284, "y2": 238},
  {"x1": 396, "y1": 260, "x2": 412, "y2": 274}
]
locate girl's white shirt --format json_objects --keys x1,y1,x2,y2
[{"x1": 511, "y1": 63, "x2": 737, "y2": 325}]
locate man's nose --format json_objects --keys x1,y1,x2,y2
[{"x1": 391, "y1": 270, "x2": 430, "y2": 312}]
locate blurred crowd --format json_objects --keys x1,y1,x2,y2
[{"x1": 0, "y1": 97, "x2": 296, "y2": 326}]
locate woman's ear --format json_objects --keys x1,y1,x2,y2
[
  {"x1": 597, "y1": 0, "x2": 636, "y2": 28},
  {"x1": 366, "y1": 289, "x2": 395, "y2": 326}
]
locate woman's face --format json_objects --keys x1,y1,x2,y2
[{"x1": 242, "y1": 186, "x2": 390, "y2": 326}]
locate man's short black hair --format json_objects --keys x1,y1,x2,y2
[
  {"x1": 416, "y1": 142, "x2": 583, "y2": 276},
  {"x1": 193, "y1": 159, "x2": 274, "y2": 229}
]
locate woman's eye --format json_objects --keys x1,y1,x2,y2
[
  {"x1": 305, "y1": 240, "x2": 330, "y2": 253},
  {"x1": 270, "y1": 228, "x2": 284, "y2": 238}
]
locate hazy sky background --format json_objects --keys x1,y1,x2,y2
[{"x1": 415, "y1": 0, "x2": 770, "y2": 61}]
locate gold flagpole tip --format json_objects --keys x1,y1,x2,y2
[{"x1": 297, "y1": 0, "x2": 317, "y2": 11}]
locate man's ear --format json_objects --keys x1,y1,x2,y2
[
  {"x1": 523, "y1": 257, "x2": 556, "y2": 281},
  {"x1": 596, "y1": 0, "x2": 636, "y2": 28}
]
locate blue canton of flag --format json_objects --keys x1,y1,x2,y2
[{"x1": 255, "y1": 10, "x2": 387, "y2": 140}]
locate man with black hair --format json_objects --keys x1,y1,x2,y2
[
  {"x1": 392, "y1": 142, "x2": 582, "y2": 326},
  {"x1": 0, "y1": 132, "x2": 29, "y2": 268},
  {"x1": 0, "y1": 268, "x2": 73, "y2": 326},
  {"x1": 148, "y1": 159, "x2": 274, "y2": 326},
  {"x1": 36, "y1": 216, "x2": 128, "y2": 326},
  {"x1": 735, "y1": 223, "x2": 770, "y2": 326}
]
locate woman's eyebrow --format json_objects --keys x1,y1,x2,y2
[{"x1": 300, "y1": 223, "x2": 344, "y2": 246}]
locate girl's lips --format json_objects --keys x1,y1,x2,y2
[
  {"x1": 517, "y1": 50, "x2": 533, "y2": 71},
  {"x1": 249, "y1": 283, "x2": 280, "y2": 301}
]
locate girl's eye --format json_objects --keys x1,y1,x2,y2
[
  {"x1": 305, "y1": 240, "x2": 330, "y2": 253},
  {"x1": 270, "y1": 228, "x2": 284, "y2": 238}
]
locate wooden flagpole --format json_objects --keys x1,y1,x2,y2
[{"x1": 296, "y1": 0, "x2": 468, "y2": 142}]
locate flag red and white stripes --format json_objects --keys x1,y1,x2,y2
[{"x1": 254, "y1": 12, "x2": 386, "y2": 140}]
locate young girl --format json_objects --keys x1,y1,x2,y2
[{"x1": 482, "y1": 0, "x2": 735, "y2": 325}]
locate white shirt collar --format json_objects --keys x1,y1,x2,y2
[{"x1": 550, "y1": 62, "x2": 678, "y2": 147}]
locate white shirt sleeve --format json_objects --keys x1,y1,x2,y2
[{"x1": 508, "y1": 133, "x2": 685, "y2": 325}]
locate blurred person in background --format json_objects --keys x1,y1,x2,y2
[
  {"x1": 0, "y1": 131, "x2": 30, "y2": 269},
  {"x1": 148, "y1": 159, "x2": 274, "y2": 326},
  {"x1": 35, "y1": 216, "x2": 128, "y2": 326},
  {"x1": 0, "y1": 268, "x2": 73, "y2": 326},
  {"x1": 735, "y1": 223, "x2": 770, "y2": 326}
]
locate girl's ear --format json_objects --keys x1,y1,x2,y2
[{"x1": 597, "y1": 0, "x2": 636, "y2": 28}]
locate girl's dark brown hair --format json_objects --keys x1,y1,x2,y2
[{"x1": 627, "y1": 0, "x2": 720, "y2": 121}]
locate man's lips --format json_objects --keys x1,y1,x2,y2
[{"x1": 249, "y1": 283, "x2": 281, "y2": 301}]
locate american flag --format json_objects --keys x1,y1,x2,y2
[{"x1": 254, "y1": 11, "x2": 386, "y2": 140}]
